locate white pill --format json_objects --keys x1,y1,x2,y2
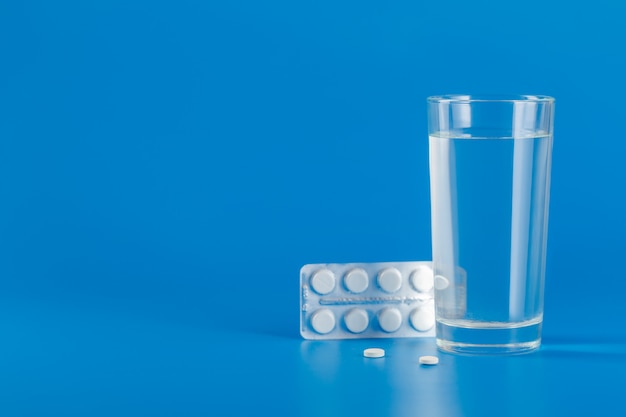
[
  {"x1": 410, "y1": 266, "x2": 434, "y2": 293},
  {"x1": 363, "y1": 348, "x2": 385, "y2": 358},
  {"x1": 310, "y1": 309, "x2": 336, "y2": 334},
  {"x1": 419, "y1": 355, "x2": 439, "y2": 365},
  {"x1": 343, "y1": 268, "x2": 369, "y2": 293},
  {"x1": 344, "y1": 308, "x2": 369, "y2": 334},
  {"x1": 434, "y1": 275, "x2": 450, "y2": 290},
  {"x1": 377, "y1": 268, "x2": 403, "y2": 293},
  {"x1": 378, "y1": 308, "x2": 402, "y2": 333},
  {"x1": 409, "y1": 307, "x2": 435, "y2": 332},
  {"x1": 310, "y1": 269, "x2": 336, "y2": 295}
]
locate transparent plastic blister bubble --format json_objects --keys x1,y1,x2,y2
[{"x1": 300, "y1": 261, "x2": 436, "y2": 340}]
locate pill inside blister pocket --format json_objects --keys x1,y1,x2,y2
[
  {"x1": 310, "y1": 269, "x2": 336, "y2": 295},
  {"x1": 378, "y1": 307, "x2": 402, "y2": 332},
  {"x1": 343, "y1": 308, "x2": 369, "y2": 333},
  {"x1": 343, "y1": 268, "x2": 369, "y2": 293},
  {"x1": 377, "y1": 268, "x2": 403, "y2": 293},
  {"x1": 409, "y1": 303, "x2": 435, "y2": 332},
  {"x1": 310, "y1": 309, "x2": 336, "y2": 334},
  {"x1": 410, "y1": 266, "x2": 434, "y2": 293}
]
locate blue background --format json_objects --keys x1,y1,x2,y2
[{"x1": 1, "y1": 1, "x2": 625, "y2": 416}]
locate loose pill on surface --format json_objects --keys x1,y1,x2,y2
[
  {"x1": 419, "y1": 355, "x2": 439, "y2": 365},
  {"x1": 363, "y1": 348, "x2": 385, "y2": 358}
]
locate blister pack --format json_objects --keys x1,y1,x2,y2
[{"x1": 300, "y1": 261, "x2": 435, "y2": 340}]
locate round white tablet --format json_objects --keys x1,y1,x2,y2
[
  {"x1": 434, "y1": 275, "x2": 450, "y2": 290},
  {"x1": 310, "y1": 309, "x2": 336, "y2": 334},
  {"x1": 409, "y1": 306, "x2": 435, "y2": 332},
  {"x1": 344, "y1": 308, "x2": 369, "y2": 334},
  {"x1": 310, "y1": 269, "x2": 336, "y2": 295},
  {"x1": 343, "y1": 268, "x2": 369, "y2": 294},
  {"x1": 377, "y1": 268, "x2": 403, "y2": 293},
  {"x1": 378, "y1": 307, "x2": 402, "y2": 333},
  {"x1": 410, "y1": 266, "x2": 434, "y2": 293},
  {"x1": 363, "y1": 348, "x2": 385, "y2": 358},
  {"x1": 419, "y1": 355, "x2": 439, "y2": 365}
]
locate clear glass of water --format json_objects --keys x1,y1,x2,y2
[{"x1": 427, "y1": 95, "x2": 555, "y2": 355}]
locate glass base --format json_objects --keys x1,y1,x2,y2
[
  {"x1": 436, "y1": 318, "x2": 542, "y2": 355},
  {"x1": 437, "y1": 339, "x2": 540, "y2": 355}
]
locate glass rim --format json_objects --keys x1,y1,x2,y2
[{"x1": 427, "y1": 94, "x2": 555, "y2": 104}]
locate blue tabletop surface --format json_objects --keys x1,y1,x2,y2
[{"x1": 1, "y1": 1, "x2": 626, "y2": 416}]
